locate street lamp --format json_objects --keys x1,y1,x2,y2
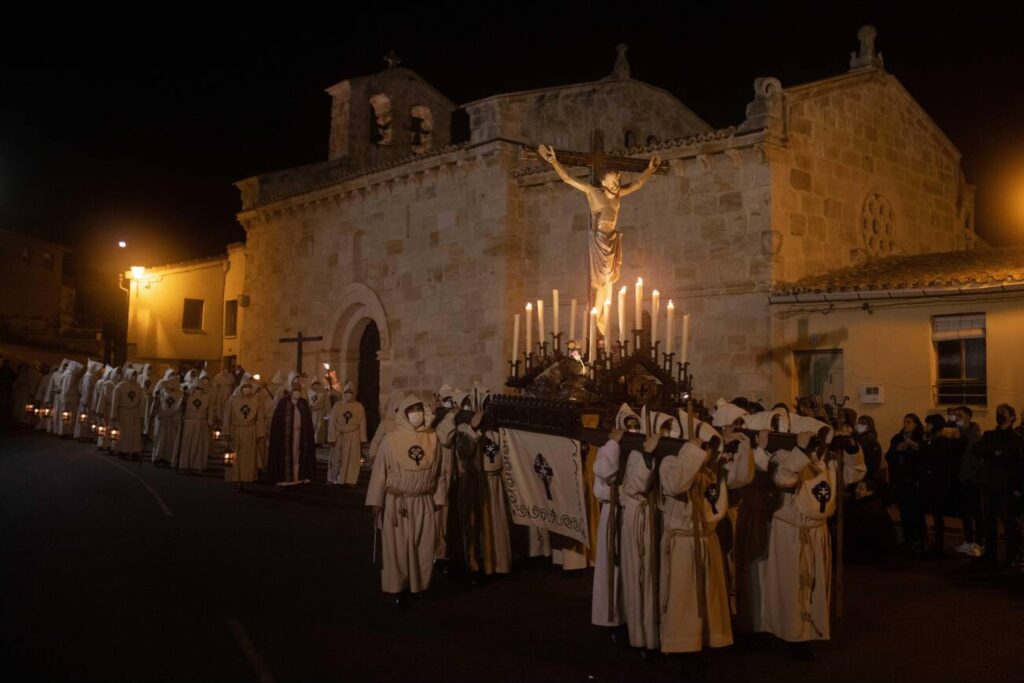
[{"x1": 118, "y1": 240, "x2": 127, "y2": 248}]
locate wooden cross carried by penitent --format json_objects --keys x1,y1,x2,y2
[
  {"x1": 279, "y1": 331, "x2": 323, "y2": 375},
  {"x1": 520, "y1": 128, "x2": 670, "y2": 186}
]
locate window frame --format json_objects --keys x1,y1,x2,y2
[
  {"x1": 224, "y1": 299, "x2": 238, "y2": 338},
  {"x1": 181, "y1": 298, "x2": 205, "y2": 333},
  {"x1": 932, "y1": 313, "x2": 987, "y2": 407}
]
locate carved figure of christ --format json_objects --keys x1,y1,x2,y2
[{"x1": 534, "y1": 131, "x2": 662, "y2": 336}]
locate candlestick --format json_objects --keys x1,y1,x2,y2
[
  {"x1": 525, "y1": 303, "x2": 533, "y2": 353},
  {"x1": 651, "y1": 290, "x2": 660, "y2": 352},
  {"x1": 666, "y1": 300, "x2": 675, "y2": 357},
  {"x1": 681, "y1": 313, "x2": 691, "y2": 365},
  {"x1": 569, "y1": 298, "x2": 577, "y2": 343},
  {"x1": 588, "y1": 307, "x2": 597, "y2": 363},
  {"x1": 552, "y1": 289, "x2": 559, "y2": 340},
  {"x1": 635, "y1": 278, "x2": 643, "y2": 331},
  {"x1": 537, "y1": 299, "x2": 545, "y2": 343},
  {"x1": 617, "y1": 286, "x2": 627, "y2": 347},
  {"x1": 512, "y1": 313, "x2": 520, "y2": 361}
]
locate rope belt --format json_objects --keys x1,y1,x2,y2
[
  {"x1": 386, "y1": 489, "x2": 430, "y2": 526},
  {"x1": 660, "y1": 524, "x2": 717, "y2": 615},
  {"x1": 797, "y1": 524, "x2": 825, "y2": 638}
]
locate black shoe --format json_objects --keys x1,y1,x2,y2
[
  {"x1": 609, "y1": 624, "x2": 628, "y2": 647},
  {"x1": 790, "y1": 641, "x2": 816, "y2": 661},
  {"x1": 393, "y1": 592, "x2": 410, "y2": 609}
]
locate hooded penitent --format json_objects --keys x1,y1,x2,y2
[
  {"x1": 151, "y1": 370, "x2": 183, "y2": 464},
  {"x1": 73, "y1": 360, "x2": 103, "y2": 438},
  {"x1": 178, "y1": 377, "x2": 213, "y2": 472},
  {"x1": 327, "y1": 380, "x2": 367, "y2": 485},
  {"x1": 742, "y1": 407, "x2": 791, "y2": 433},
  {"x1": 653, "y1": 412, "x2": 682, "y2": 438},
  {"x1": 111, "y1": 368, "x2": 145, "y2": 454},
  {"x1": 223, "y1": 373, "x2": 264, "y2": 482},
  {"x1": 712, "y1": 398, "x2": 749, "y2": 428},
  {"x1": 615, "y1": 403, "x2": 644, "y2": 433},
  {"x1": 266, "y1": 371, "x2": 317, "y2": 484},
  {"x1": 788, "y1": 414, "x2": 834, "y2": 444}
]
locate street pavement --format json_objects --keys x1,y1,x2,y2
[{"x1": 2, "y1": 427, "x2": 1022, "y2": 682}]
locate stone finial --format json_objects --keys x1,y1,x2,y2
[
  {"x1": 738, "y1": 77, "x2": 783, "y2": 133},
  {"x1": 383, "y1": 50, "x2": 402, "y2": 69},
  {"x1": 849, "y1": 25, "x2": 884, "y2": 71},
  {"x1": 611, "y1": 44, "x2": 630, "y2": 79}
]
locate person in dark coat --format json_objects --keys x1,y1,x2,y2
[
  {"x1": 976, "y1": 404, "x2": 1023, "y2": 568},
  {"x1": 886, "y1": 414, "x2": 924, "y2": 552},
  {"x1": 918, "y1": 414, "x2": 954, "y2": 556},
  {"x1": 267, "y1": 372, "x2": 317, "y2": 485}
]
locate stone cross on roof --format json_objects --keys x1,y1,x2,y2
[
  {"x1": 849, "y1": 25, "x2": 884, "y2": 71},
  {"x1": 610, "y1": 44, "x2": 630, "y2": 79}
]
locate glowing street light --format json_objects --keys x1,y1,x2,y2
[
  {"x1": 118, "y1": 240, "x2": 127, "y2": 248},
  {"x1": 130, "y1": 265, "x2": 146, "y2": 280}
]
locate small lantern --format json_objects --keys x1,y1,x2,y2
[
  {"x1": 91, "y1": 423, "x2": 98, "y2": 434},
  {"x1": 61, "y1": 410, "x2": 72, "y2": 423},
  {"x1": 25, "y1": 403, "x2": 35, "y2": 414},
  {"x1": 109, "y1": 427, "x2": 120, "y2": 442},
  {"x1": 223, "y1": 448, "x2": 236, "y2": 467},
  {"x1": 33, "y1": 407, "x2": 41, "y2": 417},
  {"x1": 79, "y1": 412, "x2": 89, "y2": 424},
  {"x1": 42, "y1": 407, "x2": 51, "y2": 418},
  {"x1": 98, "y1": 425, "x2": 107, "y2": 436},
  {"x1": 213, "y1": 428, "x2": 222, "y2": 441}
]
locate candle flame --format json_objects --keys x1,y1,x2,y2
[
  {"x1": 591, "y1": 307, "x2": 599, "y2": 314},
  {"x1": 604, "y1": 299, "x2": 612, "y2": 306},
  {"x1": 668, "y1": 300, "x2": 674, "y2": 308},
  {"x1": 526, "y1": 303, "x2": 532, "y2": 310},
  {"x1": 653, "y1": 289, "x2": 659, "y2": 296},
  {"x1": 637, "y1": 277, "x2": 643, "y2": 286},
  {"x1": 619, "y1": 286, "x2": 627, "y2": 294}
]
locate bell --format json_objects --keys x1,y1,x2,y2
[{"x1": 223, "y1": 449, "x2": 236, "y2": 467}]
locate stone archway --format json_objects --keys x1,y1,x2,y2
[{"x1": 326, "y1": 283, "x2": 391, "y2": 417}]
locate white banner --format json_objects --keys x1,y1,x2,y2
[{"x1": 500, "y1": 427, "x2": 589, "y2": 546}]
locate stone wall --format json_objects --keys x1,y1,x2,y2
[
  {"x1": 770, "y1": 70, "x2": 972, "y2": 284},
  {"x1": 465, "y1": 79, "x2": 710, "y2": 151}
]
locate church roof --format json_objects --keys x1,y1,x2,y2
[{"x1": 772, "y1": 246, "x2": 1024, "y2": 298}]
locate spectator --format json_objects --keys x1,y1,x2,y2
[
  {"x1": 918, "y1": 414, "x2": 954, "y2": 557},
  {"x1": 976, "y1": 404, "x2": 1022, "y2": 569},
  {"x1": 886, "y1": 414, "x2": 925, "y2": 553},
  {"x1": 855, "y1": 415, "x2": 886, "y2": 487},
  {"x1": 954, "y1": 417, "x2": 984, "y2": 558}
]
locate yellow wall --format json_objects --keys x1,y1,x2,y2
[
  {"x1": 222, "y1": 244, "x2": 246, "y2": 361},
  {"x1": 770, "y1": 292, "x2": 1024, "y2": 434},
  {"x1": 126, "y1": 258, "x2": 227, "y2": 366}
]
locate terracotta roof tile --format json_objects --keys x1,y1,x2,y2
[{"x1": 773, "y1": 246, "x2": 1024, "y2": 295}]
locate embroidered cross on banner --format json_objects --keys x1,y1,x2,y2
[
  {"x1": 812, "y1": 480, "x2": 832, "y2": 514},
  {"x1": 534, "y1": 453, "x2": 554, "y2": 500}
]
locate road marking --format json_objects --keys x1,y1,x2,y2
[
  {"x1": 226, "y1": 617, "x2": 275, "y2": 683},
  {"x1": 91, "y1": 454, "x2": 174, "y2": 517}
]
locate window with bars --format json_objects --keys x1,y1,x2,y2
[
  {"x1": 224, "y1": 300, "x2": 238, "y2": 338},
  {"x1": 933, "y1": 313, "x2": 986, "y2": 406}
]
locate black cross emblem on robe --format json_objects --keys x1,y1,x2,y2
[
  {"x1": 484, "y1": 439, "x2": 499, "y2": 464},
  {"x1": 408, "y1": 445, "x2": 425, "y2": 465},
  {"x1": 343, "y1": 410, "x2": 353, "y2": 424},
  {"x1": 165, "y1": 396, "x2": 175, "y2": 407},
  {"x1": 240, "y1": 404, "x2": 251, "y2": 419},
  {"x1": 192, "y1": 398, "x2": 202, "y2": 409},
  {"x1": 128, "y1": 390, "x2": 136, "y2": 401},
  {"x1": 704, "y1": 482, "x2": 720, "y2": 515},
  {"x1": 534, "y1": 454, "x2": 554, "y2": 500},
  {"x1": 812, "y1": 480, "x2": 832, "y2": 514}
]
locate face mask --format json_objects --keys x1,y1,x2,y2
[
  {"x1": 408, "y1": 411, "x2": 425, "y2": 428},
  {"x1": 442, "y1": 399, "x2": 453, "y2": 410},
  {"x1": 855, "y1": 424, "x2": 868, "y2": 434},
  {"x1": 955, "y1": 420, "x2": 966, "y2": 428},
  {"x1": 625, "y1": 419, "x2": 640, "y2": 433},
  {"x1": 344, "y1": 393, "x2": 354, "y2": 401}
]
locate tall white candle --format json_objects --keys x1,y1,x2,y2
[
  {"x1": 681, "y1": 313, "x2": 691, "y2": 365},
  {"x1": 581, "y1": 305, "x2": 587, "y2": 348},
  {"x1": 525, "y1": 303, "x2": 533, "y2": 353},
  {"x1": 537, "y1": 299, "x2": 545, "y2": 343},
  {"x1": 618, "y1": 286, "x2": 627, "y2": 347},
  {"x1": 603, "y1": 298, "x2": 611, "y2": 348},
  {"x1": 569, "y1": 298, "x2": 577, "y2": 343},
  {"x1": 651, "y1": 290, "x2": 660, "y2": 351},
  {"x1": 588, "y1": 307, "x2": 597, "y2": 362},
  {"x1": 552, "y1": 289, "x2": 559, "y2": 340},
  {"x1": 666, "y1": 300, "x2": 675, "y2": 357},
  {"x1": 635, "y1": 278, "x2": 643, "y2": 331},
  {"x1": 512, "y1": 313, "x2": 520, "y2": 360}
]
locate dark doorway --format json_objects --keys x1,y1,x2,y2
[{"x1": 358, "y1": 320, "x2": 381, "y2": 437}]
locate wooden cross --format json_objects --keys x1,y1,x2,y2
[
  {"x1": 279, "y1": 331, "x2": 323, "y2": 374},
  {"x1": 520, "y1": 129, "x2": 670, "y2": 186}
]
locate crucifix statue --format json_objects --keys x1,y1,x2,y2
[
  {"x1": 279, "y1": 331, "x2": 323, "y2": 374},
  {"x1": 526, "y1": 130, "x2": 665, "y2": 335}
]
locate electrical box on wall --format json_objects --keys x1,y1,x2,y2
[{"x1": 859, "y1": 384, "x2": 885, "y2": 404}]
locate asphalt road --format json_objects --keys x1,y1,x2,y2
[{"x1": 2, "y1": 428, "x2": 1022, "y2": 682}]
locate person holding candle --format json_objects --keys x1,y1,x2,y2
[
  {"x1": 177, "y1": 376, "x2": 215, "y2": 474},
  {"x1": 327, "y1": 381, "x2": 368, "y2": 486},
  {"x1": 223, "y1": 374, "x2": 265, "y2": 487},
  {"x1": 111, "y1": 367, "x2": 145, "y2": 462}
]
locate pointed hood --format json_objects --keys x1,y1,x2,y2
[
  {"x1": 789, "y1": 414, "x2": 834, "y2": 444},
  {"x1": 270, "y1": 371, "x2": 285, "y2": 388},
  {"x1": 394, "y1": 394, "x2": 429, "y2": 432},
  {"x1": 232, "y1": 373, "x2": 256, "y2": 398},
  {"x1": 65, "y1": 360, "x2": 85, "y2": 377},
  {"x1": 712, "y1": 398, "x2": 749, "y2": 428},
  {"x1": 678, "y1": 409, "x2": 721, "y2": 443},
  {"x1": 452, "y1": 389, "x2": 471, "y2": 411},
  {"x1": 86, "y1": 359, "x2": 104, "y2": 377},
  {"x1": 653, "y1": 412, "x2": 681, "y2": 438},
  {"x1": 183, "y1": 369, "x2": 199, "y2": 389},
  {"x1": 743, "y1": 407, "x2": 790, "y2": 433},
  {"x1": 615, "y1": 403, "x2": 643, "y2": 432},
  {"x1": 110, "y1": 367, "x2": 124, "y2": 384}
]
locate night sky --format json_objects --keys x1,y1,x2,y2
[{"x1": 3, "y1": 4, "x2": 1023, "y2": 277}]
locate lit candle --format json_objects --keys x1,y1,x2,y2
[
  {"x1": 525, "y1": 303, "x2": 533, "y2": 353},
  {"x1": 635, "y1": 278, "x2": 643, "y2": 331},
  {"x1": 512, "y1": 313, "x2": 520, "y2": 360},
  {"x1": 569, "y1": 298, "x2": 577, "y2": 343},
  {"x1": 651, "y1": 290, "x2": 660, "y2": 351},
  {"x1": 536, "y1": 299, "x2": 545, "y2": 343},
  {"x1": 618, "y1": 286, "x2": 627, "y2": 346},
  {"x1": 588, "y1": 307, "x2": 598, "y2": 362},
  {"x1": 666, "y1": 300, "x2": 675, "y2": 357},
  {"x1": 603, "y1": 298, "x2": 611, "y2": 347},
  {"x1": 552, "y1": 289, "x2": 559, "y2": 340},
  {"x1": 681, "y1": 313, "x2": 691, "y2": 365}
]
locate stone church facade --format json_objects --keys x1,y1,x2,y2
[{"x1": 233, "y1": 28, "x2": 977, "y2": 413}]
